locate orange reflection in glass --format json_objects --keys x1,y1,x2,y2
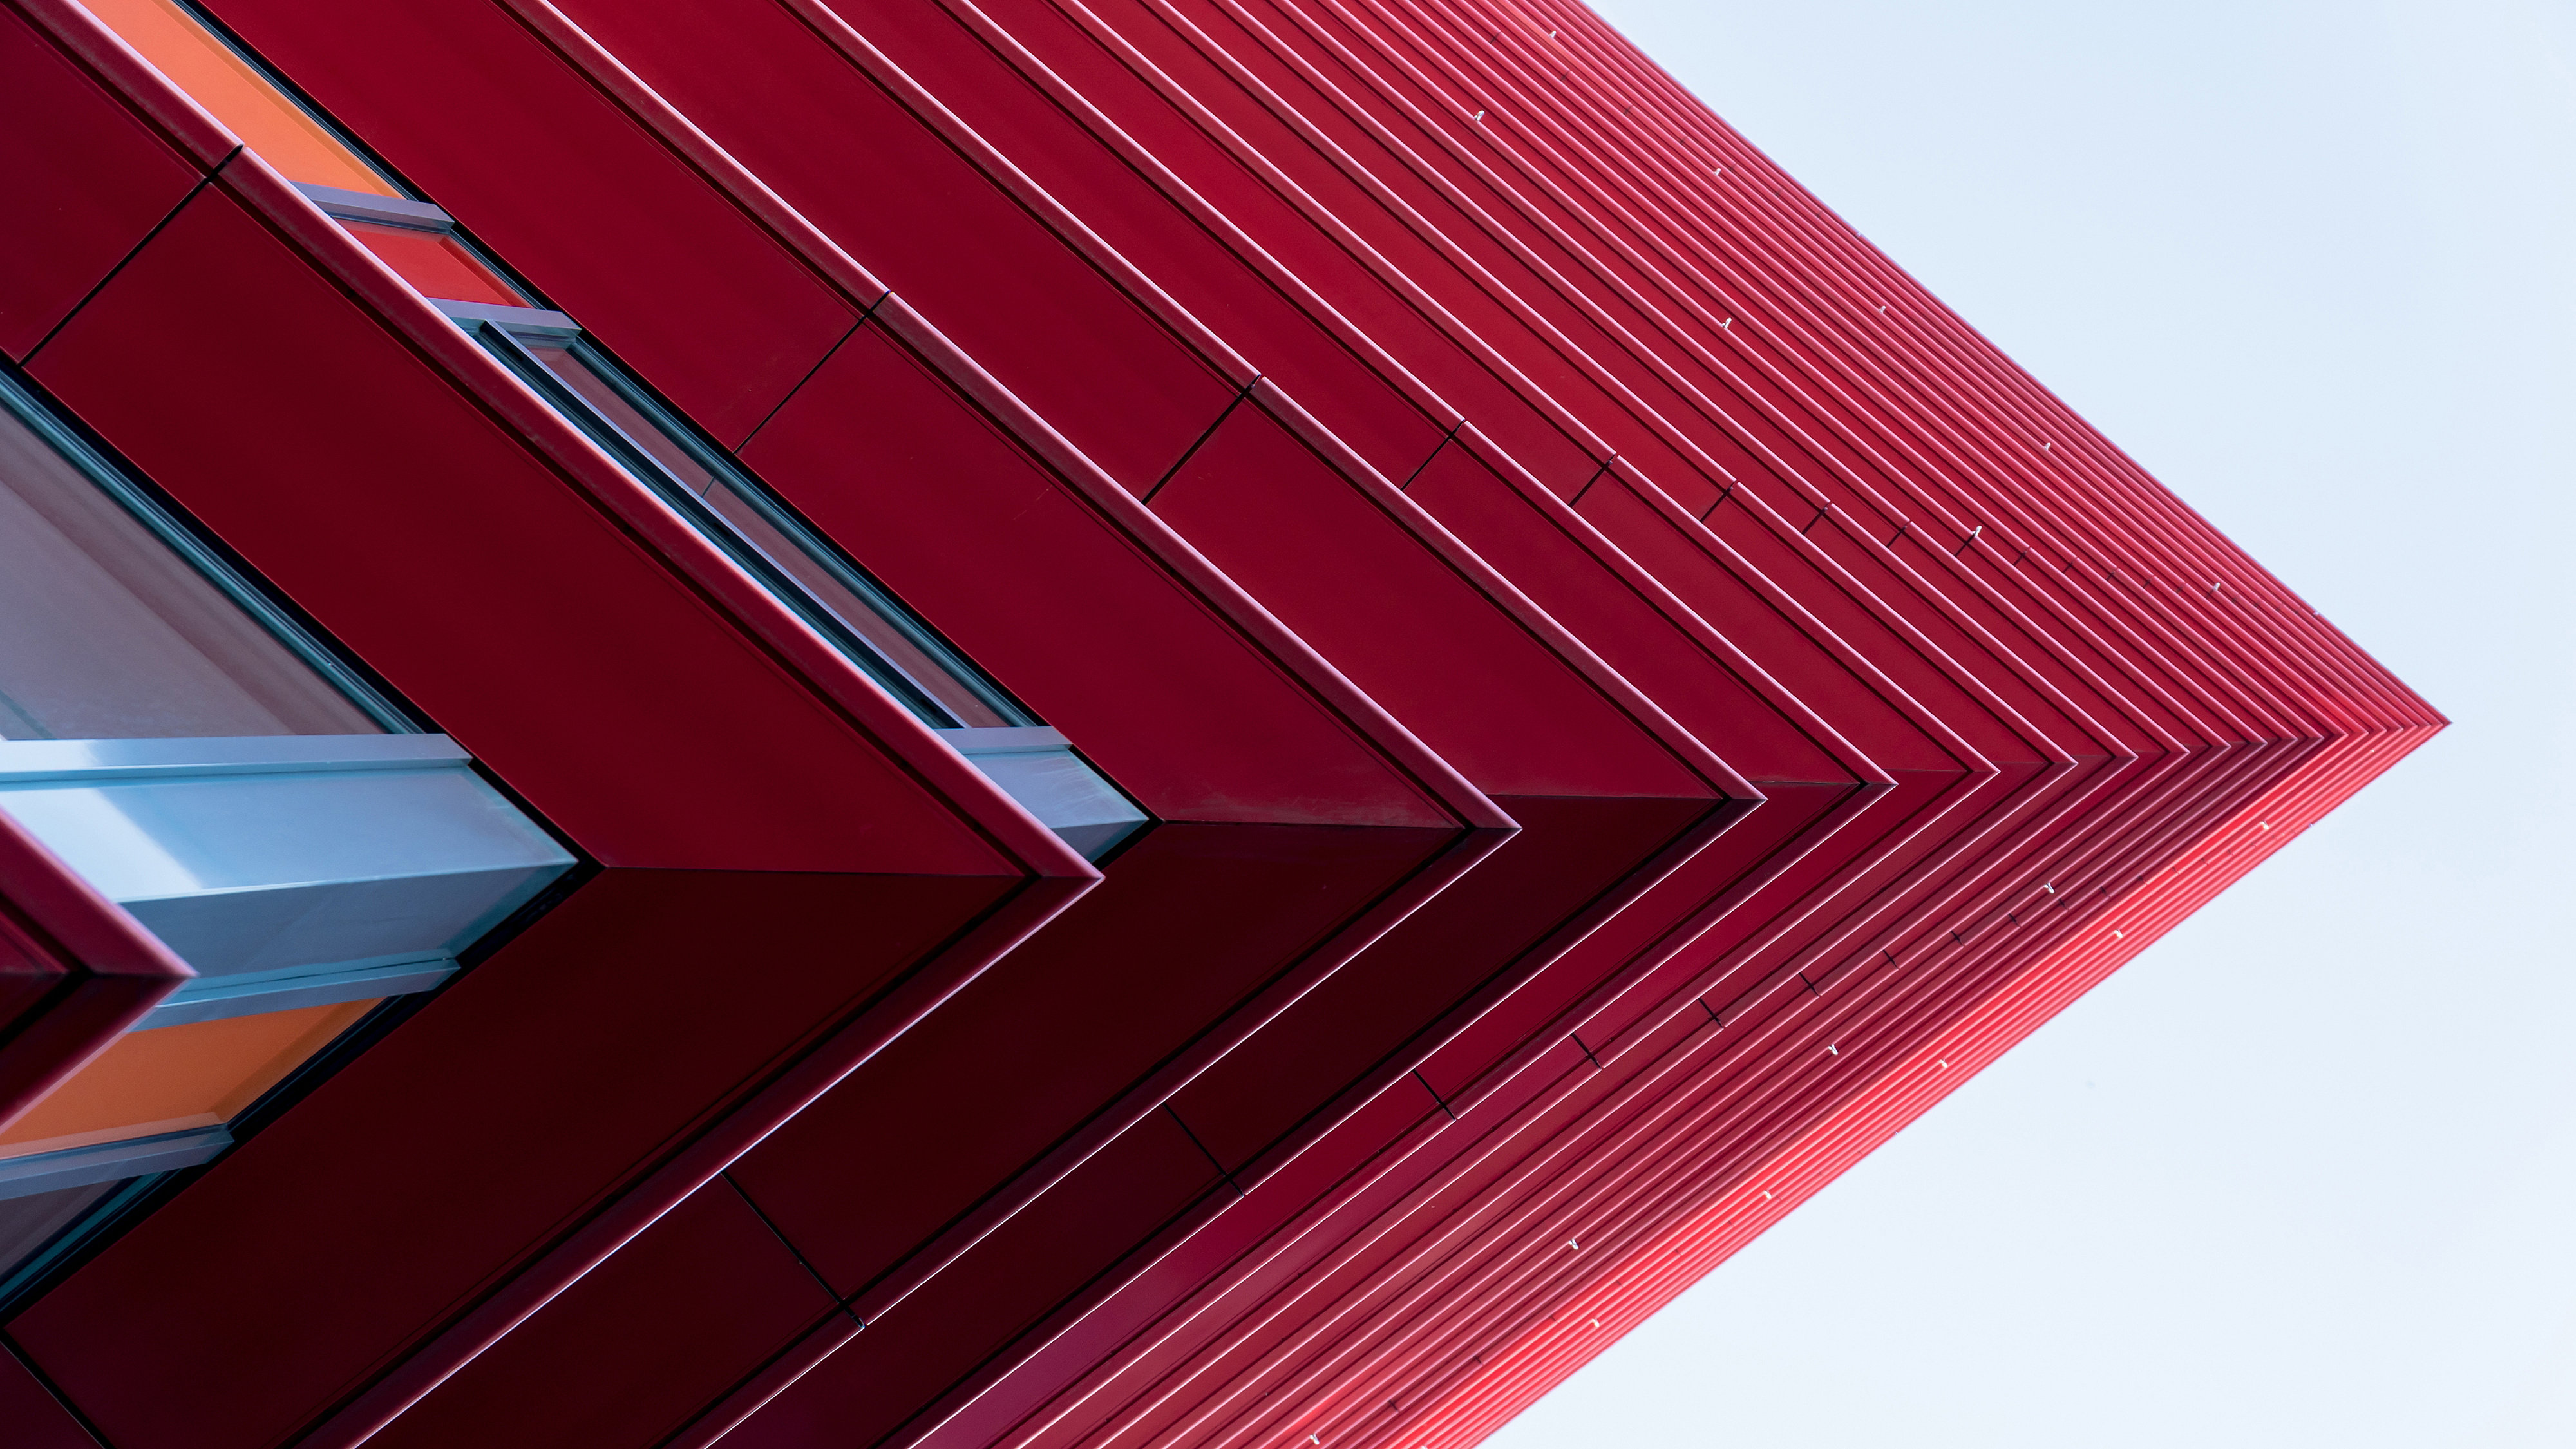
[
  {"x1": 80, "y1": 0, "x2": 392, "y2": 194},
  {"x1": 0, "y1": 998, "x2": 379, "y2": 1160},
  {"x1": 344, "y1": 223, "x2": 527, "y2": 307}
]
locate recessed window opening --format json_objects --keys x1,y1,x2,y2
[
  {"x1": 0, "y1": 370, "x2": 573, "y2": 1285},
  {"x1": 75, "y1": 0, "x2": 1035, "y2": 735},
  {"x1": 65, "y1": 0, "x2": 1143, "y2": 860}
]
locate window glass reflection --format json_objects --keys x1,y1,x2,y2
[{"x1": 0, "y1": 398, "x2": 381, "y2": 739}]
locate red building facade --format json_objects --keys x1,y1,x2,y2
[{"x1": 0, "y1": 2, "x2": 2434, "y2": 1447}]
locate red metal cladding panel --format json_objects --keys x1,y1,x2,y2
[
  {"x1": 827, "y1": 0, "x2": 1462, "y2": 477},
  {"x1": 0, "y1": 1346, "x2": 95, "y2": 1449},
  {"x1": 740, "y1": 323, "x2": 1457, "y2": 829},
  {"x1": 731, "y1": 821, "x2": 1455, "y2": 1294},
  {"x1": 366, "y1": 1177, "x2": 842, "y2": 1449},
  {"x1": 1566, "y1": 477, "x2": 1962, "y2": 773},
  {"x1": 0, "y1": 4, "x2": 2441, "y2": 1449},
  {"x1": 1397, "y1": 440, "x2": 1853, "y2": 785},
  {"x1": 195, "y1": 0, "x2": 860, "y2": 444},
  {"x1": 24, "y1": 184, "x2": 1009, "y2": 875},
  {"x1": 551, "y1": 0, "x2": 1240, "y2": 491},
  {"x1": 732, "y1": 1111, "x2": 1227, "y2": 1449},
  {"x1": 10, "y1": 869, "x2": 1017, "y2": 1449},
  {"x1": 974, "y1": 0, "x2": 1610, "y2": 488},
  {"x1": 0, "y1": 1, "x2": 202, "y2": 360},
  {"x1": 1147, "y1": 401, "x2": 1706, "y2": 799}
]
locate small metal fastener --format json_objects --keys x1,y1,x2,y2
[
  {"x1": 2258, "y1": 821, "x2": 2271, "y2": 830},
  {"x1": 1826, "y1": 1045, "x2": 1839, "y2": 1056},
  {"x1": 1937, "y1": 1059, "x2": 1951, "y2": 1068},
  {"x1": 1762, "y1": 1190, "x2": 1774, "y2": 1200},
  {"x1": 1590, "y1": 1318, "x2": 1604, "y2": 1328},
  {"x1": 2112, "y1": 929, "x2": 2124, "y2": 938},
  {"x1": 1473, "y1": 109, "x2": 1486, "y2": 120},
  {"x1": 1567, "y1": 1238, "x2": 1580, "y2": 1250}
]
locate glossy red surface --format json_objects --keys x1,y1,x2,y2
[{"x1": 0, "y1": 1, "x2": 2437, "y2": 1446}]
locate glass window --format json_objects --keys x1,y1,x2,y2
[
  {"x1": 0, "y1": 382, "x2": 395, "y2": 739},
  {"x1": 0, "y1": 999, "x2": 377, "y2": 1164},
  {"x1": 339, "y1": 220, "x2": 529, "y2": 308},
  {"x1": 79, "y1": 0, "x2": 396, "y2": 195},
  {"x1": 0, "y1": 374, "x2": 569, "y2": 1297}
]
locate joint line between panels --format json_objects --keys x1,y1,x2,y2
[
  {"x1": 1413, "y1": 1068, "x2": 1459, "y2": 1122},
  {"x1": 1, "y1": 1327, "x2": 120, "y2": 1448},
  {"x1": 1165, "y1": 1106, "x2": 1244, "y2": 1197},
  {"x1": 722, "y1": 1171, "x2": 862, "y2": 1329},
  {"x1": 730, "y1": 307, "x2": 873, "y2": 456},
  {"x1": 1397, "y1": 417, "x2": 1466, "y2": 494},
  {"x1": 22, "y1": 153, "x2": 235, "y2": 366},
  {"x1": 1141, "y1": 373, "x2": 1260, "y2": 506}
]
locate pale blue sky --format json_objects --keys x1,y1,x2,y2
[{"x1": 1488, "y1": 2, "x2": 2576, "y2": 1446}]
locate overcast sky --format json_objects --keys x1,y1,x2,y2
[{"x1": 1488, "y1": 2, "x2": 2576, "y2": 1446}]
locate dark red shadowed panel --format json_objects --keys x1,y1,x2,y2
[
  {"x1": 24, "y1": 184, "x2": 1009, "y2": 875},
  {"x1": 740, "y1": 323, "x2": 1454, "y2": 829},
  {"x1": 728, "y1": 1110, "x2": 1226, "y2": 1449},
  {"x1": 11, "y1": 869, "x2": 1016, "y2": 1449},
  {"x1": 195, "y1": 0, "x2": 860, "y2": 444},
  {"x1": 0, "y1": 1343, "x2": 97, "y2": 1449},
  {"x1": 732, "y1": 820, "x2": 1450, "y2": 1294},
  {"x1": 1170, "y1": 793, "x2": 1710, "y2": 1172},
  {"x1": 553, "y1": 0, "x2": 1238, "y2": 490},
  {"x1": 365, "y1": 1178, "x2": 842, "y2": 1449},
  {"x1": 0, "y1": 2, "x2": 203, "y2": 360}
]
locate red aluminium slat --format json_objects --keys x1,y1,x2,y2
[
  {"x1": 1288, "y1": 732, "x2": 2411, "y2": 1443},
  {"x1": 1127, "y1": 754, "x2": 2330, "y2": 1449},
  {"x1": 1253, "y1": 0, "x2": 2386, "y2": 750},
  {"x1": 1378, "y1": 729, "x2": 2432, "y2": 1449},
  {"x1": 979, "y1": 732, "x2": 2277, "y2": 1443},
  {"x1": 1486, "y1": 0, "x2": 2423, "y2": 726}
]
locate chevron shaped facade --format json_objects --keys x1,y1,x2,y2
[{"x1": 0, "y1": 1, "x2": 2436, "y2": 1446}]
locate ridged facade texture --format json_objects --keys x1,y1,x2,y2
[{"x1": 0, "y1": 1, "x2": 2434, "y2": 1446}]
